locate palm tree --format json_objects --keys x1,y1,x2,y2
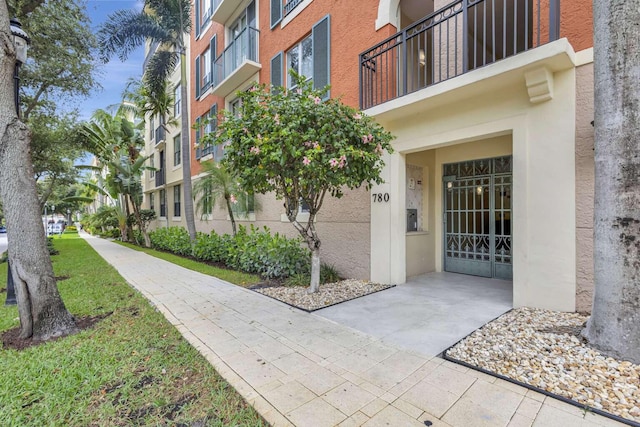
[
  {"x1": 193, "y1": 161, "x2": 254, "y2": 236},
  {"x1": 98, "y1": 0, "x2": 197, "y2": 243},
  {"x1": 81, "y1": 110, "x2": 153, "y2": 247}
]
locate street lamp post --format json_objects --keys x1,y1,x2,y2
[{"x1": 5, "y1": 18, "x2": 31, "y2": 306}]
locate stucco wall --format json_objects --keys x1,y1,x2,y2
[
  {"x1": 193, "y1": 187, "x2": 371, "y2": 280},
  {"x1": 575, "y1": 61, "x2": 595, "y2": 313}
]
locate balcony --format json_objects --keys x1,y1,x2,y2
[
  {"x1": 211, "y1": 0, "x2": 243, "y2": 25},
  {"x1": 154, "y1": 126, "x2": 166, "y2": 146},
  {"x1": 359, "y1": 0, "x2": 560, "y2": 109},
  {"x1": 155, "y1": 168, "x2": 165, "y2": 187},
  {"x1": 211, "y1": 26, "x2": 261, "y2": 98}
]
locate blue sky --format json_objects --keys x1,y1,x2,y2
[{"x1": 79, "y1": 0, "x2": 145, "y2": 119}]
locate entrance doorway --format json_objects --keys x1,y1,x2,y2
[{"x1": 443, "y1": 156, "x2": 512, "y2": 279}]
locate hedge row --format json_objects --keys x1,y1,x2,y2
[{"x1": 149, "y1": 225, "x2": 310, "y2": 279}]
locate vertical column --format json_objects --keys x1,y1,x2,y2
[{"x1": 371, "y1": 152, "x2": 407, "y2": 284}]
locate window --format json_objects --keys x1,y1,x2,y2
[
  {"x1": 173, "y1": 134, "x2": 181, "y2": 166},
  {"x1": 173, "y1": 185, "x2": 181, "y2": 217},
  {"x1": 287, "y1": 36, "x2": 312, "y2": 88},
  {"x1": 230, "y1": 98, "x2": 242, "y2": 116},
  {"x1": 149, "y1": 115, "x2": 155, "y2": 140},
  {"x1": 277, "y1": 15, "x2": 330, "y2": 94},
  {"x1": 195, "y1": 105, "x2": 219, "y2": 160},
  {"x1": 149, "y1": 193, "x2": 155, "y2": 212},
  {"x1": 149, "y1": 155, "x2": 155, "y2": 178},
  {"x1": 232, "y1": 193, "x2": 255, "y2": 217},
  {"x1": 159, "y1": 189, "x2": 166, "y2": 217},
  {"x1": 195, "y1": 37, "x2": 216, "y2": 98},
  {"x1": 202, "y1": 183, "x2": 213, "y2": 216},
  {"x1": 195, "y1": 0, "x2": 212, "y2": 36},
  {"x1": 173, "y1": 84, "x2": 181, "y2": 117}
]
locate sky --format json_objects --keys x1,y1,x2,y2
[{"x1": 79, "y1": 0, "x2": 145, "y2": 120}]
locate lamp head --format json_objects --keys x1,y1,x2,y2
[{"x1": 10, "y1": 18, "x2": 31, "y2": 65}]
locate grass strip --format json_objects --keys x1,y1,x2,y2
[
  {"x1": 116, "y1": 241, "x2": 262, "y2": 288},
  {"x1": 0, "y1": 233, "x2": 267, "y2": 426}
]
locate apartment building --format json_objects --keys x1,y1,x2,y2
[
  {"x1": 144, "y1": 0, "x2": 595, "y2": 313},
  {"x1": 143, "y1": 42, "x2": 189, "y2": 232}
]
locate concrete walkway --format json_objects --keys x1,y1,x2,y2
[
  {"x1": 83, "y1": 235, "x2": 625, "y2": 427},
  {"x1": 317, "y1": 272, "x2": 512, "y2": 356}
]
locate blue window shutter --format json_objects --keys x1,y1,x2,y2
[
  {"x1": 195, "y1": 0, "x2": 201, "y2": 37},
  {"x1": 312, "y1": 15, "x2": 330, "y2": 98},
  {"x1": 270, "y1": 0, "x2": 282, "y2": 29},
  {"x1": 195, "y1": 117, "x2": 202, "y2": 159},
  {"x1": 195, "y1": 55, "x2": 201, "y2": 98},
  {"x1": 209, "y1": 35, "x2": 216, "y2": 86},
  {"x1": 270, "y1": 51, "x2": 283, "y2": 92}
]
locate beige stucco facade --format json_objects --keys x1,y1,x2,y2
[{"x1": 368, "y1": 39, "x2": 586, "y2": 312}]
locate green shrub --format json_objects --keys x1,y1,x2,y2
[
  {"x1": 65, "y1": 226, "x2": 77, "y2": 232},
  {"x1": 47, "y1": 237, "x2": 59, "y2": 255},
  {"x1": 161, "y1": 225, "x2": 310, "y2": 279},
  {"x1": 149, "y1": 227, "x2": 192, "y2": 256}
]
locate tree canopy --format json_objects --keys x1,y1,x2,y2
[{"x1": 205, "y1": 72, "x2": 394, "y2": 291}]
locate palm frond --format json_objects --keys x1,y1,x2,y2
[{"x1": 98, "y1": 10, "x2": 170, "y2": 62}]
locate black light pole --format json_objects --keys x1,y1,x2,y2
[{"x1": 5, "y1": 18, "x2": 30, "y2": 306}]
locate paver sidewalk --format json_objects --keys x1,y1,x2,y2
[{"x1": 83, "y1": 235, "x2": 626, "y2": 427}]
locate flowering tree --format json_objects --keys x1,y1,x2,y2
[{"x1": 204, "y1": 72, "x2": 394, "y2": 292}]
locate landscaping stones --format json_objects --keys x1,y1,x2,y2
[
  {"x1": 254, "y1": 279, "x2": 393, "y2": 311},
  {"x1": 446, "y1": 307, "x2": 640, "y2": 423}
]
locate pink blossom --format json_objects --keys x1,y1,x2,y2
[
  {"x1": 296, "y1": 88, "x2": 302, "y2": 95},
  {"x1": 250, "y1": 146, "x2": 260, "y2": 154},
  {"x1": 314, "y1": 96, "x2": 321, "y2": 104},
  {"x1": 354, "y1": 113, "x2": 362, "y2": 120},
  {"x1": 304, "y1": 141, "x2": 313, "y2": 147},
  {"x1": 230, "y1": 194, "x2": 238, "y2": 204},
  {"x1": 329, "y1": 158, "x2": 339, "y2": 168},
  {"x1": 303, "y1": 156, "x2": 311, "y2": 166},
  {"x1": 257, "y1": 134, "x2": 262, "y2": 140},
  {"x1": 243, "y1": 127, "x2": 249, "y2": 134},
  {"x1": 313, "y1": 141, "x2": 320, "y2": 149},
  {"x1": 362, "y1": 134, "x2": 374, "y2": 144},
  {"x1": 338, "y1": 155, "x2": 347, "y2": 168},
  {"x1": 274, "y1": 113, "x2": 280, "y2": 125},
  {"x1": 375, "y1": 143, "x2": 383, "y2": 154}
]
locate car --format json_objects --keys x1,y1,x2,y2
[
  {"x1": 47, "y1": 223, "x2": 63, "y2": 235},
  {"x1": 0, "y1": 226, "x2": 6, "y2": 233}
]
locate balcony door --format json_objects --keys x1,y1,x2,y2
[
  {"x1": 443, "y1": 156, "x2": 512, "y2": 280},
  {"x1": 228, "y1": 1, "x2": 255, "y2": 72}
]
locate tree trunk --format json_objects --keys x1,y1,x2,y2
[
  {"x1": 225, "y1": 196, "x2": 237, "y2": 236},
  {"x1": 309, "y1": 248, "x2": 321, "y2": 293},
  {"x1": 583, "y1": 0, "x2": 640, "y2": 364},
  {"x1": 179, "y1": 49, "x2": 196, "y2": 243},
  {"x1": 0, "y1": 5, "x2": 76, "y2": 340}
]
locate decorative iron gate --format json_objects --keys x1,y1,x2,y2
[{"x1": 443, "y1": 156, "x2": 512, "y2": 279}]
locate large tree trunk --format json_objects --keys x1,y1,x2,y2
[
  {"x1": 0, "y1": 6, "x2": 76, "y2": 340},
  {"x1": 583, "y1": 0, "x2": 640, "y2": 364},
  {"x1": 179, "y1": 49, "x2": 196, "y2": 243}
]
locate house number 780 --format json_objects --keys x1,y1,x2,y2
[{"x1": 372, "y1": 193, "x2": 390, "y2": 202}]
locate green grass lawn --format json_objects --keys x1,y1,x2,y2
[
  {"x1": 0, "y1": 233, "x2": 267, "y2": 426},
  {"x1": 116, "y1": 241, "x2": 262, "y2": 288}
]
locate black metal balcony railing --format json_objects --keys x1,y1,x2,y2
[
  {"x1": 155, "y1": 169, "x2": 165, "y2": 187},
  {"x1": 359, "y1": 0, "x2": 560, "y2": 109},
  {"x1": 212, "y1": 26, "x2": 259, "y2": 87},
  {"x1": 154, "y1": 126, "x2": 165, "y2": 144},
  {"x1": 284, "y1": 0, "x2": 303, "y2": 16}
]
